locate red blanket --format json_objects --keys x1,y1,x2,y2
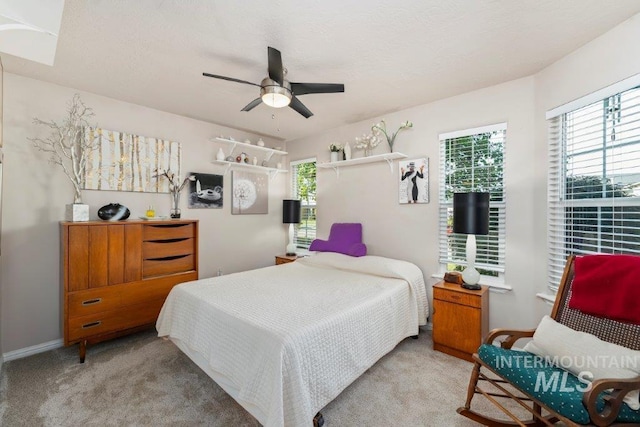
[{"x1": 569, "y1": 254, "x2": 640, "y2": 325}]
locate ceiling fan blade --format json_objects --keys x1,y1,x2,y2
[
  {"x1": 267, "y1": 47, "x2": 284, "y2": 86},
  {"x1": 241, "y1": 98, "x2": 262, "y2": 112},
  {"x1": 202, "y1": 73, "x2": 261, "y2": 87},
  {"x1": 289, "y1": 96, "x2": 313, "y2": 118},
  {"x1": 290, "y1": 82, "x2": 345, "y2": 96}
]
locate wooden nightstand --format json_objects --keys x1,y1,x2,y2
[
  {"x1": 432, "y1": 280, "x2": 489, "y2": 362},
  {"x1": 275, "y1": 254, "x2": 298, "y2": 265}
]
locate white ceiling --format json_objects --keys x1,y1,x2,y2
[{"x1": 3, "y1": 0, "x2": 640, "y2": 141}]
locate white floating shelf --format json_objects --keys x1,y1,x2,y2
[
  {"x1": 317, "y1": 152, "x2": 408, "y2": 177},
  {"x1": 213, "y1": 137, "x2": 288, "y2": 156},
  {"x1": 211, "y1": 159, "x2": 288, "y2": 180}
]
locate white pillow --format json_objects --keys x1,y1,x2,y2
[{"x1": 523, "y1": 315, "x2": 640, "y2": 410}]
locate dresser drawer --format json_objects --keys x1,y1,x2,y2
[
  {"x1": 143, "y1": 223, "x2": 194, "y2": 241},
  {"x1": 143, "y1": 254, "x2": 195, "y2": 278},
  {"x1": 433, "y1": 286, "x2": 482, "y2": 308},
  {"x1": 67, "y1": 299, "x2": 165, "y2": 342},
  {"x1": 143, "y1": 238, "x2": 194, "y2": 259},
  {"x1": 122, "y1": 272, "x2": 197, "y2": 305},
  {"x1": 68, "y1": 286, "x2": 121, "y2": 318}
]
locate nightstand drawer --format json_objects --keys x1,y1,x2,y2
[
  {"x1": 433, "y1": 286, "x2": 482, "y2": 308},
  {"x1": 275, "y1": 255, "x2": 297, "y2": 265}
]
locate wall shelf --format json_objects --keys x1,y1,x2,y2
[
  {"x1": 212, "y1": 137, "x2": 288, "y2": 179},
  {"x1": 317, "y1": 152, "x2": 408, "y2": 177}
]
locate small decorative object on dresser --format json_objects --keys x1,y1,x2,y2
[
  {"x1": 97, "y1": 203, "x2": 131, "y2": 221},
  {"x1": 216, "y1": 147, "x2": 225, "y2": 161},
  {"x1": 154, "y1": 169, "x2": 196, "y2": 219},
  {"x1": 61, "y1": 219, "x2": 199, "y2": 362}
]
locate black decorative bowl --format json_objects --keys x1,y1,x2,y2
[{"x1": 98, "y1": 203, "x2": 131, "y2": 221}]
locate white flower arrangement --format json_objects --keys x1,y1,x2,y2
[
  {"x1": 354, "y1": 132, "x2": 381, "y2": 155},
  {"x1": 372, "y1": 119, "x2": 413, "y2": 152}
]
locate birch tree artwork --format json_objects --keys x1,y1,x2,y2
[{"x1": 83, "y1": 128, "x2": 181, "y2": 193}]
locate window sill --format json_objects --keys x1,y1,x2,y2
[
  {"x1": 431, "y1": 273, "x2": 512, "y2": 292},
  {"x1": 536, "y1": 293, "x2": 556, "y2": 305}
]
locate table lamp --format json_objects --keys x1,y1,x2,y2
[
  {"x1": 282, "y1": 199, "x2": 301, "y2": 256},
  {"x1": 453, "y1": 192, "x2": 489, "y2": 290}
]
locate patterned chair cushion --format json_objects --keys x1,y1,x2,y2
[{"x1": 478, "y1": 344, "x2": 640, "y2": 424}]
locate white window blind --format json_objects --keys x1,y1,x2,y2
[
  {"x1": 438, "y1": 124, "x2": 506, "y2": 278},
  {"x1": 290, "y1": 158, "x2": 317, "y2": 249},
  {"x1": 547, "y1": 86, "x2": 640, "y2": 291}
]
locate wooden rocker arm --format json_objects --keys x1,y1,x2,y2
[
  {"x1": 484, "y1": 328, "x2": 536, "y2": 349},
  {"x1": 583, "y1": 376, "x2": 640, "y2": 427}
]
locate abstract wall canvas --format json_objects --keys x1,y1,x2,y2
[
  {"x1": 399, "y1": 158, "x2": 429, "y2": 204},
  {"x1": 188, "y1": 172, "x2": 223, "y2": 209},
  {"x1": 232, "y1": 170, "x2": 268, "y2": 214},
  {"x1": 83, "y1": 127, "x2": 181, "y2": 193}
]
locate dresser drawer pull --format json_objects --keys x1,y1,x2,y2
[
  {"x1": 450, "y1": 295, "x2": 461, "y2": 300},
  {"x1": 149, "y1": 223, "x2": 188, "y2": 228},
  {"x1": 148, "y1": 237, "x2": 188, "y2": 244},
  {"x1": 147, "y1": 254, "x2": 189, "y2": 261},
  {"x1": 81, "y1": 298, "x2": 102, "y2": 306},
  {"x1": 82, "y1": 321, "x2": 101, "y2": 329}
]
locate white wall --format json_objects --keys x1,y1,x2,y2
[
  {"x1": 287, "y1": 77, "x2": 540, "y2": 330},
  {"x1": 288, "y1": 12, "x2": 640, "y2": 331},
  {"x1": 1, "y1": 73, "x2": 288, "y2": 353}
]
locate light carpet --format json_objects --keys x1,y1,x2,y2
[{"x1": 0, "y1": 328, "x2": 526, "y2": 426}]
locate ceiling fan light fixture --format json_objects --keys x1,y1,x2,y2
[{"x1": 260, "y1": 78, "x2": 291, "y2": 108}]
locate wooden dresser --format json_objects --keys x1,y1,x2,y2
[
  {"x1": 432, "y1": 280, "x2": 489, "y2": 362},
  {"x1": 61, "y1": 219, "x2": 198, "y2": 362}
]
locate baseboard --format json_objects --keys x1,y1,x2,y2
[{"x1": 3, "y1": 339, "x2": 63, "y2": 362}]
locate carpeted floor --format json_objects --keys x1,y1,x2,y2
[{"x1": 0, "y1": 328, "x2": 526, "y2": 426}]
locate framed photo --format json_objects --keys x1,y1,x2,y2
[
  {"x1": 399, "y1": 158, "x2": 428, "y2": 204},
  {"x1": 232, "y1": 170, "x2": 268, "y2": 214},
  {"x1": 188, "y1": 172, "x2": 223, "y2": 209}
]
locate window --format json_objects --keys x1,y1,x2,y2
[
  {"x1": 291, "y1": 158, "x2": 317, "y2": 249},
  {"x1": 547, "y1": 84, "x2": 640, "y2": 291},
  {"x1": 438, "y1": 124, "x2": 506, "y2": 284}
]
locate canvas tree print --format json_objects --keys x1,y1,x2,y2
[
  {"x1": 399, "y1": 158, "x2": 428, "y2": 204},
  {"x1": 188, "y1": 172, "x2": 223, "y2": 209},
  {"x1": 83, "y1": 127, "x2": 181, "y2": 193},
  {"x1": 232, "y1": 170, "x2": 268, "y2": 214}
]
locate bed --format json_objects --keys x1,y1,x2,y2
[{"x1": 156, "y1": 252, "x2": 428, "y2": 427}]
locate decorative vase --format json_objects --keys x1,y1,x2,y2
[
  {"x1": 170, "y1": 191, "x2": 181, "y2": 219},
  {"x1": 330, "y1": 151, "x2": 339, "y2": 162},
  {"x1": 216, "y1": 147, "x2": 225, "y2": 161},
  {"x1": 66, "y1": 203, "x2": 89, "y2": 222},
  {"x1": 97, "y1": 203, "x2": 131, "y2": 221},
  {"x1": 344, "y1": 142, "x2": 352, "y2": 161}
]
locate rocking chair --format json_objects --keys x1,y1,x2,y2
[{"x1": 457, "y1": 255, "x2": 640, "y2": 426}]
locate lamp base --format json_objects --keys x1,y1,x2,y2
[
  {"x1": 285, "y1": 252, "x2": 297, "y2": 256},
  {"x1": 285, "y1": 242, "x2": 297, "y2": 257},
  {"x1": 461, "y1": 283, "x2": 482, "y2": 291}
]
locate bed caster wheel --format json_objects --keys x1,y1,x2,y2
[{"x1": 313, "y1": 412, "x2": 324, "y2": 427}]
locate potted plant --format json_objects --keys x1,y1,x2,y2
[
  {"x1": 30, "y1": 94, "x2": 98, "y2": 221},
  {"x1": 328, "y1": 143, "x2": 343, "y2": 162}
]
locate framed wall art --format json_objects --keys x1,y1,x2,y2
[
  {"x1": 232, "y1": 170, "x2": 268, "y2": 214},
  {"x1": 188, "y1": 172, "x2": 223, "y2": 209},
  {"x1": 399, "y1": 158, "x2": 429, "y2": 204},
  {"x1": 83, "y1": 127, "x2": 181, "y2": 193}
]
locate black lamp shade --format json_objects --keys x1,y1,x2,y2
[
  {"x1": 283, "y1": 199, "x2": 301, "y2": 224},
  {"x1": 453, "y1": 192, "x2": 489, "y2": 235}
]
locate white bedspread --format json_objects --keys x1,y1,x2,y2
[{"x1": 156, "y1": 253, "x2": 427, "y2": 427}]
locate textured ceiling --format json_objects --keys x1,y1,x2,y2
[{"x1": 3, "y1": 0, "x2": 640, "y2": 141}]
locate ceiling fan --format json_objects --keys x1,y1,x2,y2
[{"x1": 203, "y1": 46, "x2": 345, "y2": 118}]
